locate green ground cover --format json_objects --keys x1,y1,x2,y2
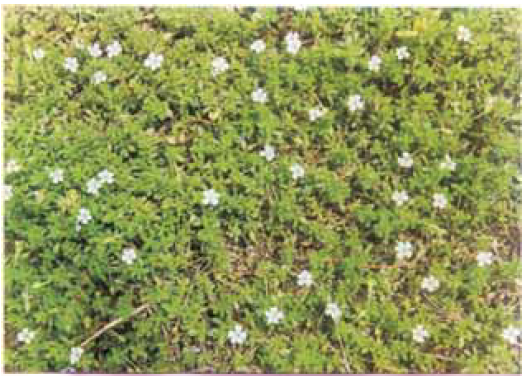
[{"x1": 3, "y1": 6, "x2": 522, "y2": 373}]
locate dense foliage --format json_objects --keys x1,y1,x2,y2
[{"x1": 3, "y1": 6, "x2": 522, "y2": 373}]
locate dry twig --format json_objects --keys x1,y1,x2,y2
[{"x1": 80, "y1": 303, "x2": 151, "y2": 348}]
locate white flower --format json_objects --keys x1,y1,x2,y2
[
  {"x1": 412, "y1": 325, "x2": 429, "y2": 343},
  {"x1": 432, "y1": 193, "x2": 447, "y2": 209},
  {"x1": 250, "y1": 39, "x2": 266, "y2": 54},
  {"x1": 440, "y1": 154, "x2": 456, "y2": 171},
  {"x1": 6, "y1": 159, "x2": 21, "y2": 174},
  {"x1": 392, "y1": 190, "x2": 409, "y2": 206},
  {"x1": 265, "y1": 307, "x2": 284, "y2": 325},
  {"x1": 4, "y1": 185, "x2": 13, "y2": 200},
  {"x1": 228, "y1": 324, "x2": 247, "y2": 345},
  {"x1": 87, "y1": 178, "x2": 102, "y2": 196},
  {"x1": 92, "y1": 70, "x2": 107, "y2": 85},
  {"x1": 396, "y1": 46, "x2": 410, "y2": 60},
  {"x1": 297, "y1": 270, "x2": 313, "y2": 287},
  {"x1": 77, "y1": 208, "x2": 92, "y2": 225},
  {"x1": 396, "y1": 241, "x2": 413, "y2": 260},
  {"x1": 211, "y1": 56, "x2": 229, "y2": 77},
  {"x1": 88, "y1": 42, "x2": 102, "y2": 58},
  {"x1": 368, "y1": 55, "x2": 382, "y2": 72},
  {"x1": 251, "y1": 87, "x2": 268, "y2": 103},
  {"x1": 64, "y1": 57, "x2": 79, "y2": 73},
  {"x1": 457, "y1": 25, "x2": 472, "y2": 42},
  {"x1": 16, "y1": 328, "x2": 35, "y2": 344},
  {"x1": 202, "y1": 188, "x2": 220, "y2": 207},
  {"x1": 122, "y1": 248, "x2": 137, "y2": 265},
  {"x1": 347, "y1": 94, "x2": 364, "y2": 112},
  {"x1": 325, "y1": 302, "x2": 342, "y2": 322},
  {"x1": 70, "y1": 346, "x2": 84, "y2": 365},
  {"x1": 260, "y1": 145, "x2": 276, "y2": 162},
  {"x1": 421, "y1": 275, "x2": 440, "y2": 293},
  {"x1": 106, "y1": 40, "x2": 122, "y2": 58},
  {"x1": 290, "y1": 163, "x2": 305, "y2": 180},
  {"x1": 97, "y1": 169, "x2": 114, "y2": 184},
  {"x1": 33, "y1": 48, "x2": 45, "y2": 60},
  {"x1": 476, "y1": 251, "x2": 494, "y2": 267},
  {"x1": 285, "y1": 31, "x2": 302, "y2": 55},
  {"x1": 309, "y1": 107, "x2": 326, "y2": 122},
  {"x1": 398, "y1": 152, "x2": 413, "y2": 168},
  {"x1": 501, "y1": 326, "x2": 521, "y2": 345},
  {"x1": 144, "y1": 52, "x2": 164, "y2": 71},
  {"x1": 49, "y1": 168, "x2": 64, "y2": 184}
]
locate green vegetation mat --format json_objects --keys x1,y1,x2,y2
[{"x1": 3, "y1": 6, "x2": 522, "y2": 374}]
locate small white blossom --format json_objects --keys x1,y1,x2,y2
[
  {"x1": 392, "y1": 190, "x2": 409, "y2": 206},
  {"x1": 440, "y1": 154, "x2": 456, "y2": 171},
  {"x1": 64, "y1": 57, "x2": 79, "y2": 73},
  {"x1": 325, "y1": 302, "x2": 342, "y2": 322},
  {"x1": 412, "y1": 325, "x2": 429, "y2": 343},
  {"x1": 228, "y1": 324, "x2": 247, "y2": 345},
  {"x1": 70, "y1": 346, "x2": 84, "y2": 365},
  {"x1": 77, "y1": 208, "x2": 92, "y2": 226},
  {"x1": 290, "y1": 163, "x2": 305, "y2": 180},
  {"x1": 87, "y1": 178, "x2": 102, "y2": 196},
  {"x1": 457, "y1": 25, "x2": 472, "y2": 42},
  {"x1": 6, "y1": 159, "x2": 21, "y2": 174},
  {"x1": 433, "y1": 193, "x2": 448, "y2": 209},
  {"x1": 4, "y1": 185, "x2": 13, "y2": 200},
  {"x1": 285, "y1": 31, "x2": 302, "y2": 55},
  {"x1": 202, "y1": 188, "x2": 220, "y2": 207},
  {"x1": 49, "y1": 168, "x2": 64, "y2": 184},
  {"x1": 211, "y1": 56, "x2": 229, "y2": 77},
  {"x1": 396, "y1": 46, "x2": 410, "y2": 60},
  {"x1": 421, "y1": 275, "x2": 440, "y2": 293},
  {"x1": 297, "y1": 270, "x2": 313, "y2": 287},
  {"x1": 309, "y1": 107, "x2": 326, "y2": 122},
  {"x1": 251, "y1": 87, "x2": 268, "y2": 103},
  {"x1": 368, "y1": 55, "x2": 382, "y2": 72},
  {"x1": 122, "y1": 248, "x2": 137, "y2": 265},
  {"x1": 347, "y1": 94, "x2": 364, "y2": 112},
  {"x1": 501, "y1": 326, "x2": 521, "y2": 345},
  {"x1": 88, "y1": 42, "x2": 102, "y2": 58},
  {"x1": 265, "y1": 307, "x2": 284, "y2": 325},
  {"x1": 260, "y1": 145, "x2": 276, "y2": 162},
  {"x1": 398, "y1": 152, "x2": 413, "y2": 168},
  {"x1": 17, "y1": 328, "x2": 36, "y2": 344},
  {"x1": 97, "y1": 169, "x2": 114, "y2": 184},
  {"x1": 144, "y1": 52, "x2": 164, "y2": 71},
  {"x1": 33, "y1": 48, "x2": 45, "y2": 60},
  {"x1": 476, "y1": 251, "x2": 494, "y2": 267},
  {"x1": 396, "y1": 241, "x2": 413, "y2": 260},
  {"x1": 92, "y1": 70, "x2": 107, "y2": 85},
  {"x1": 106, "y1": 40, "x2": 122, "y2": 58},
  {"x1": 250, "y1": 39, "x2": 266, "y2": 54}
]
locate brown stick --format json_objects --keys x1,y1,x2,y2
[{"x1": 80, "y1": 303, "x2": 150, "y2": 348}]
